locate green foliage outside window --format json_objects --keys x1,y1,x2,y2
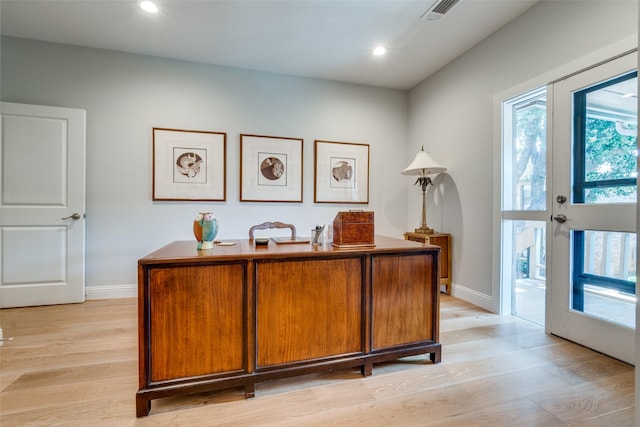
[
  {"x1": 584, "y1": 117, "x2": 637, "y2": 203},
  {"x1": 514, "y1": 106, "x2": 546, "y2": 210}
]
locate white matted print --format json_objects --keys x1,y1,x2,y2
[
  {"x1": 240, "y1": 134, "x2": 303, "y2": 202},
  {"x1": 153, "y1": 128, "x2": 226, "y2": 201},
  {"x1": 314, "y1": 140, "x2": 369, "y2": 204}
]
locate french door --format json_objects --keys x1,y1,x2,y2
[{"x1": 549, "y1": 53, "x2": 637, "y2": 364}]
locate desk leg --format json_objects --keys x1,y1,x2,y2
[
  {"x1": 244, "y1": 381, "x2": 255, "y2": 398},
  {"x1": 136, "y1": 394, "x2": 151, "y2": 417},
  {"x1": 361, "y1": 362, "x2": 373, "y2": 377},
  {"x1": 429, "y1": 346, "x2": 442, "y2": 364}
]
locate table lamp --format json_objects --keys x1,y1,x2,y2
[{"x1": 402, "y1": 146, "x2": 447, "y2": 234}]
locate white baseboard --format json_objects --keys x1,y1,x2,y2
[
  {"x1": 450, "y1": 282, "x2": 494, "y2": 313},
  {"x1": 85, "y1": 284, "x2": 137, "y2": 300}
]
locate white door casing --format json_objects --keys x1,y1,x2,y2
[{"x1": 1, "y1": 102, "x2": 86, "y2": 308}]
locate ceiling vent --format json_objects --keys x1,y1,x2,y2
[{"x1": 421, "y1": 0, "x2": 460, "y2": 21}]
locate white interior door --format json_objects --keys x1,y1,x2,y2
[
  {"x1": 550, "y1": 53, "x2": 637, "y2": 364},
  {"x1": 1, "y1": 102, "x2": 86, "y2": 308}
]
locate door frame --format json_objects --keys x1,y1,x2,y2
[{"x1": 493, "y1": 41, "x2": 638, "y2": 318}]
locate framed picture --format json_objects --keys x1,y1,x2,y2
[
  {"x1": 153, "y1": 128, "x2": 226, "y2": 201},
  {"x1": 314, "y1": 140, "x2": 369, "y2": 204},
  {"x1": 240, "y1": 134, "x2": 303, "y2": 202}
]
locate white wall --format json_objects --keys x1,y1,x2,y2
[
  {"x1": 409, "y1": 0, "x2": 638, "y2": 310},
  {"x1": 1, "y1": 36, "x2": 410, "y2": 297},
  {"x1": 3, "y1": 1, "x2": 638, "y2": 307}
]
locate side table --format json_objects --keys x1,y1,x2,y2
[{"x1": 404, "y1": 232, "x2": 452, "y2": 295}]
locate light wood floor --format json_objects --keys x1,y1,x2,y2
[{"x1": 0, "y1": 295, "x2": 634, "y2": 426}]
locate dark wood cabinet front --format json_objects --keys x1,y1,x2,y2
[
  {"x1": 372, "y1": 253, "x2": 437, "y2": 350},
  {"x1": 148, "y1": 264, "x2": 246, "y2": 382},
  {"x1": 256, "y1": 257, "x2": 364, "y2": 367}
]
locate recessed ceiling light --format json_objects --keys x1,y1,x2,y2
[
  {"x1": 373, "y1": 46, "x2": 387, "y2": 56},
  {"x1": 140, "y1": 1, "x2": 158, "y2": 13}
]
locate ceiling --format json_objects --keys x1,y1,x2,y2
[{"x1": 0, "y1": 0, "x2": 540, "y2": 90}]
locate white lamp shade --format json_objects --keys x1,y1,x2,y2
[{"x1": 401, "y1": 149, "x2": 446, "y2": 176}]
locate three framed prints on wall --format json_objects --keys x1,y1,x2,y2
[{"x1": 152, "y1": 127, "x2": 370, "y2": 204}]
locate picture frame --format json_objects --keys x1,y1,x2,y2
[
  {"x1": 314, "y1": 140, "x2": 369, "y2": 204},
  {"x1": 240, "y1": 134, "x2": 303, "y2": 202},
  {"x1": 152, "y1": 127, "x2": 226, "y2": 201}
]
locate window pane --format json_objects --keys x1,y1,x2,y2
[
  {"x1": 572, "y1": 230, "x2": 636, "y2": 328},
  {"x1": 502, "y1": 87, "x2": 548, "y2": 326},
  {"x1": 582, "y1": 230, "x2": 636, "y2": 281},
  {"x1": 582, "y1": 282, "x2": 635, "y2": 328},
  {"x1": 584, "y1": 118, "x2": 637, "y2": 182},
  {"x1": 510, "y1": 92, "x2": 547, "y2": 211},
  {"x1": 507, "y1": 220, "x2": 546, "y2": 326},
  {"x1": 575, "y1": 73, "x2": 637, "y2": 204}
]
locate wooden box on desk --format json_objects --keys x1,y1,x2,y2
[{"x1": 332, "y1": 211, "x2": 375, "y2": 248}]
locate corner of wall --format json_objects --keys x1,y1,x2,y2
[{"x1": 450, "y1": 282, "x2": 494, "y2": 313}]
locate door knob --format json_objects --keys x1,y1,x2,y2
[
  {"x1": 61, "y1": 213, "x2": 82, "y2": 220},
  {"x1": 553, "y1": 214, "x2": 567, "y2": 223}
]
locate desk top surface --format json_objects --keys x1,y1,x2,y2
[{"x1": 139, "y1": 235, "x2": 439, "y2": 265}]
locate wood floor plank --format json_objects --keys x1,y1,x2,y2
[
  {"x1": 0, "y1": 294, "x2": 634, "y2": 426},
  {"x1": 528, "y1": 371, "x2": 634, "y2": 423}
]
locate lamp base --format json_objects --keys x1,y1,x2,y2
[{"x1": 414, "y1": 226, "x2": 434, "y2": 235}]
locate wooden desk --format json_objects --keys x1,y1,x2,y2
[
  {"x1": 404, "y1": 232, "x2": 452, "y2": 294},
  {"x1": 136, "y1": 236, "x2": 441, "y2": 416}
]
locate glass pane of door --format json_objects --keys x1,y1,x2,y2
[
  {"x1": 572, "y1": 230, "x2": 636, "y2": 328},
  {"x1": 574, "y1": 72, "x2": 637, "y2": 204}
]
